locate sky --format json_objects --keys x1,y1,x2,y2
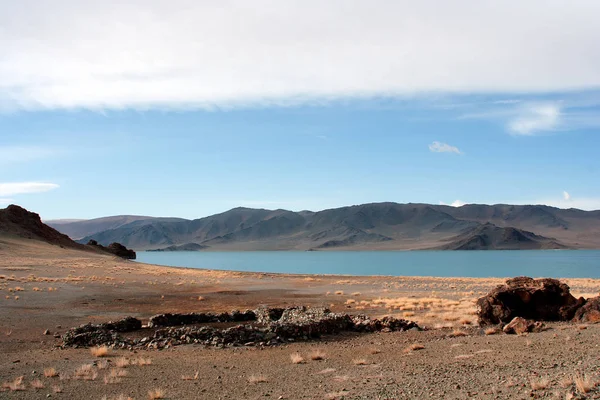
[{"x1": 1, "y1": 0, "x2": 600, "y2": 220}]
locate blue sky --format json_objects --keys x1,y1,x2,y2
[{"x1": 1, "y1": 1, "x2": 600, "y2": 219}]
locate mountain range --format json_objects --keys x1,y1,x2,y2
[{"x1": 46, "y1": 203, "x2": 600, "y2": 251}]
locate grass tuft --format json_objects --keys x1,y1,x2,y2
[
  {"x1": 90, "y1": 345, "x2": 110, "y2": 357},
  {"x1": 248, "y1": 375, "x2": 268, "y2": 384},
  {"x1": 44, "y1": 367, "x2": 59, "y2": 377},
  {"x1": 148, "y1": 388, "x2": 166, "y2": 399},
  {"x1": 310, "y1": 349, "x2": 326, "y2": 360},
  {"x1": 530, "y1": 376, "x2": 550, "y2": 390},
  {"x1": 290, "y1": 353, "x2": 305, "y2": 364}
]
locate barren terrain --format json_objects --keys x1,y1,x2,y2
[{"x1": 1, "y1": 236, "x2": 600, "y2": 399}]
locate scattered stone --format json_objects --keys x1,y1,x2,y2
[
  {"x1": 502, "y1": 317, "x2": 545, "y2": 335},
  {"x1": 477, "y1": 277, "x2": 585, "y2": 325},
  {"x1": 43, "y1": 329, "x2": 50, "y2": 335},
  {"x1": 62, "y1": 307, "x2": 420, "y2": 349}
]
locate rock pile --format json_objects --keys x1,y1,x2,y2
[
  {"x1": 477, "y1": 276, "x2": 585, "y2": 325},
  {"x1": 86, "y1": 240, "x2": 137, "y2": 260},
  {"x1": 62, "y1": 307, "x2": 420, "y2": 350},
  {"x1": 148, "y1": 310, "x2": 256, "y2": 327}
]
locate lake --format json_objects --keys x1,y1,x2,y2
[{"x1": 136, "y1": 250, "x2": 600, "y2": 278}]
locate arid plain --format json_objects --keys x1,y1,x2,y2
[{"x1": 2, "y1": 236, "x2": 600, "y2": 399}]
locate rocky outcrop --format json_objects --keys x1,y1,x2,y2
[
  {"x1": 477, "y1": 277, "x2": 585, "y2": 325},
  {"x1": 62, "y1": 307, "x2": 420, "y2": 349},
  {"x1": 86, "y1": 240, "x2": 136, "y2": 259},
  {"x1": 0, "y1": 204, "x2": 85, "y2": 249},
  {"x1": 502, "y1": 317, "x2": 545, "y2": 334},
  {"x1": 572, "y1": 296, "x2": 600, "y2": 323}
]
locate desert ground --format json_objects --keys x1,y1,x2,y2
[{"x1": 1, "y1": 236, "x2": 600, "y2": 399}]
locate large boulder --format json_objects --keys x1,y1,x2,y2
[
  {"x1": 477, "y1": 277, "x2": 585, "y2": 325},
  {"x1": 573, "y1": 296, "x2": 600, "y2": 323},
  {"x1": 106, "y1": 242, "x2": 136, "y2": 259}
]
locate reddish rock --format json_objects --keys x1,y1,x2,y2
[
  {"x1": 502, "y1": 317, "x2": 545, "y2": 334},
  {"x1": 477, "y1": 276, "x2": 585, "y2": 325},
  {"x1": 572, "y1": 296, "x2": 600, "y2": 323}
]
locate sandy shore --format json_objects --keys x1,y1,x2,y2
[{"x1": 1, "y1": 236, "x2": 600, "y2": 399}]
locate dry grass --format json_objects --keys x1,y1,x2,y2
[
  {"x1": 310, "y1": 349, "x2": 326, "y2": 360},
  {"x1": 44, "y1": 367, "x2": 59, "y2": 377},
  {"x1": 31, "y1": 379, "x2": 45, "y2": 389},
  {"x1": 248, "y1": 375, "x2": 268, "y2": 384},
  {"x1": 97, "y1": 360, "x2": 109, "y2": 370},
  {"x1": 290, "y1": 353, "x2": 305, "y2": 364},
  {"x1": 53, "y1": 385, "x2": 63, "y2": 393},
  {"x1": 104, "y1": 369, "x2": 128, "y2": 384},
  {"x1": 560, "y1": 376, "x2": 573, "y2": 388},
  {"x1": 351, "y1": 292, "x2": 361, "y2": 296},
  {"x1": 352, "y1": 358, "x2": 368, "y2": 365},
  {"x1": 334, "y1": 290, "x2": 344, "y2": 295},
  {"x1": 369, "y1": 348, "x2": 381, "y2": 354},
  {"x1": 530, "y1": 376, "x2": 550, "y2": 390},
  {"x1": 574, "y1": 372, "x2": 596, "y2": 394},
  {"x1": 90, "y1": 345, "x2": 110, "y2": 357},
  {"x1": 405, "y1": 343, "x2": 425, "y2": 352},
  {"x1": 115, "y1": 357, "x2": 130, "y2": 368},
  {"x1": 450, "y1": 329, "x2": 468, "y2": 337},
  {"x1": 484, "y1": 327, "x2": 499, "y2": 335},
  {"x1": 148, "y1": 388, "x2": 166, "y2": 399},
  {"x1": 2, "y1": 376, "x2": 25, "y2": 391},
  {"x1": 181, "y1": 371, "x2": 199, "y2": 381},
  {"x1": 131, "y1": 357, "x2": 152, "y2": 366},
  {"x1": 75, "y1": 364, "x2": 98, "y2": 381}
]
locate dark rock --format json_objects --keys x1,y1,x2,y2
[
  {"x1": 86, "y1": 240, "x2": 136, "y2": 259},
  {"x1": 572, "y1": 296, "x2": 600, "y2": 323},
  {"x1": 477, "y1": 276, "x2": 585, "y2": 325}
]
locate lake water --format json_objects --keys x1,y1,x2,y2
[{"x1": 136, "y1": 250, "x2": 600, "y2": 278}]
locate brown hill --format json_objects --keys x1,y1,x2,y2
[
  {"x1": 437, "y1": 223, "x2": 568, "y2": 250},
  {"x1": 0, "y1": 205, "x2": 136, "y2": 258}
]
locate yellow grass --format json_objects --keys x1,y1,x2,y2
[
  {"x1": 310, "y1": 350, "x2": 326, "y2": 360},
  {"x1": 53, "y1": 385, "x2": 63, "y2": 393},
  {"x1": 148, "y1": 388, "x2": 166, "y2": 399},
  {"x1": 115, "y1": 357, "x2": 130, "y2": 368},
  {"x1": 44, "y1": 367, "x2": 59, "y2": 377},
  {"x1": 484, "y1": 327, "x2": 499, "y2": 335},
  {"x1": 530, "y1": 376, "x2": 550, "y2": 390},
  {"x1": 334, "y1": 290, "x2": 344, "y2": 295},
  {"x1": 181, "y1": 371, "x2": 199, "y2": 381},
  {"x1": 2, "y1": 376, "x2": 25, "y2": 391},
  {"x1": 131, "y1": 357, "x2": 152, "y2": 366},
  {"x1": 90, "y1": 345, "x2": 110, "y2": 357},
  {"x1": 450, "y1": 329, "x2": 468, "y2": 337},
  {"x1": 31, "y1": 378, "x2": 45, "y2": 389},
  {"x1": 405, "y1": 343, "x2": 425, "y2": 352},
  {"x1": 290, "y1": 353, "x2": 305, "y2": 364},
  {"x1": 352, "y1": 358, "x2": 368, "y2": 365},
  {"x1": 75, "y1": 364, "x2": 98, "y2": 381},
  {"x1": 574, "y1": 372, "x2": 596, "y2": 394}
]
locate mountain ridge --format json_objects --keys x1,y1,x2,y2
[{"x1": 46, "y1": 202, "x2": 600, "y2": 251}]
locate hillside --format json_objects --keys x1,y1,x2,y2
[
  {"x1": 46, "y1": 215, "x2": 188, "y2": 240},
  {"x1": 437, "y1": 223, "x2": 567, "y2": 250},
  {"x1": 50, "y1": 202, "x2": 600, "y2": 251},
  {"x1": 0, "y1": 205, "x2": 137, "y2": 258}
]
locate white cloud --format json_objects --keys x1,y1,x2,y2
[
  {"x1": 429, "y1": 141, "x2": 462, "y2": 155},
  {"x1": 1, "y1": 1, "x2": 600, "y2": 110},
  {"x1": 508, "y1": 104, "x2": 562, "y2": 135},
  {"x1": 563, "y1": 191, "x2": 571, "y2": 201},
  {"x1": 0, "y1": 182, "x2": 59, "y2": 197},
  {"x1": 0, "y1": 146, "x2": 59, "y2": 164}
]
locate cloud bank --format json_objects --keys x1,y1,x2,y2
[
  {"x1": 1, "y1": 1, "x2": 600, "y2": 110},
  {"x1": 429, "y1": 141, "x2": 462, "y2": 155},
  {"x1": 0, "y1": 182, "x2": 59, "y2": 197}
]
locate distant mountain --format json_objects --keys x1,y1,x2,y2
[
  {"x1": 437, "y1": 223, "x2": 567, "y2": 250},
  {"x1": 50, "y1": 202, "x2": 600, "y2": 251},
  {"x1": 46, "y1": 215, "x2": 189, "y2": 240},
  {"x1": 148, "y1": 243, "x2": 209, "y2": 252}
]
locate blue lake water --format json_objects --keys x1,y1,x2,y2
[{"x1": 136, "y1": 250, "x2": 600, "y2": 278}]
